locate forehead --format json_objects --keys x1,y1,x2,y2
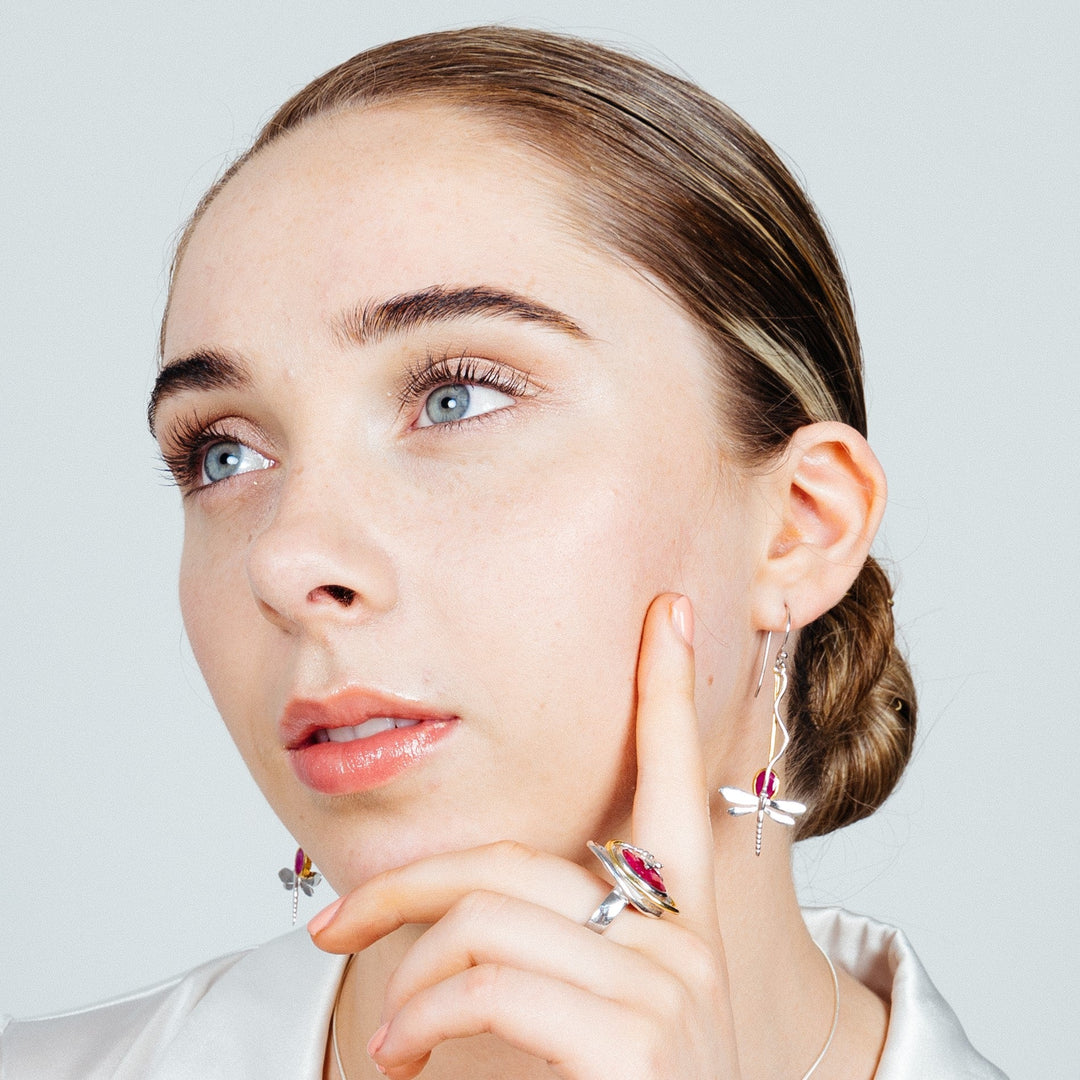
[{"x1": 166, "y1": 103, "x2": 606, "y2": 352}]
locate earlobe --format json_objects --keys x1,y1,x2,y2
[{"x1": 753, "y1": 422, "x2": 886, "y2": 630}]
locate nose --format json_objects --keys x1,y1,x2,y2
[{"x1": 245, "y1": 467, "x2": 398, "y2": 635}]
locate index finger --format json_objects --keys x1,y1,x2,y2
[{"x1": 629, "y1": 594, "x2": 717, "y2": 919}]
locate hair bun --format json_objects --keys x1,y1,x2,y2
[{"x1": 786, "y1": 556, "x2": 917, "y2": 838}]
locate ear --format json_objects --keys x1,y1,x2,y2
[{"x1": 751, "y1": 422, "x2": 886, "y2": 631}]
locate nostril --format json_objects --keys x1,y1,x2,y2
[{"x1": 312, "y1": 584, "x2": 357, "y2": 607}]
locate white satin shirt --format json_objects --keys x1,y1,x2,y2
[{"x1": 1, "y1": 908, "x2": 1007, "y2": 1078}]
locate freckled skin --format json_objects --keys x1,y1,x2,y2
[{"x1": 160, "y1": 104, "x2": 765, "y2": 893}]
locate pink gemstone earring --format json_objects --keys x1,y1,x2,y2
[
  {"x1": 720, "y1": 609, "x2": 806, "y2": 854},
  {"x1": 278, "y1": 847, "x2": 322, "y2": 924}
]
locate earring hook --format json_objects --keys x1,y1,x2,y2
[{"x1": 754, "y1": 606, "x2": 791, "y2": 697}]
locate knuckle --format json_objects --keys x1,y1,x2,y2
[
  {"x1": 451, "y1": 888, "x2": 510, "y2": 926},
  {"x1": 368, "y1": 868, "x2": 411, "y2": 923},
  {"x1": 487, "y1": 838, "x2": 538, "y2": 867},
  {"x1": 649, "y1": 969, "x2": 690, "y2": 1024},
  {"x1": 677, "y1": 933, "x2": 724, "y2": 995},
  {"x1": 461, "y1": 962, "x2": 505, "y2": 1013}
]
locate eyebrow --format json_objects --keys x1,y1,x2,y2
[
  {"x1": 147, "y1": 348, "x2": 250, "y2": 433},
  {"x1": 334, "y1": 284, "x2": 590, "y2": 347},
  {"x1": 150, "y1": 285, "x2": 588, "y2": 433}
]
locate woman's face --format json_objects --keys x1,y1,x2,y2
[{"x1": 157, "y1": 104, "x2": 766, "y2": 890}]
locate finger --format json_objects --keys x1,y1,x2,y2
[
  {"x1": 371, "y1": 965, "x2": 641, "y2": 1080},
  {"x1": 310, "y1": 841, "x2": 609, "y2": 953},
  {"x1": 381, "y1": 889, "x2": 684, "y2": 1020},
  {"x1": 630, "y1": 594, "x2": 716, "y2": 917}
]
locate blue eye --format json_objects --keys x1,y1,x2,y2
[
  {"x1": 417, "y1": 382, "x2": 515, "y2": 427},
  {"x1": 201, "y1": 440, "x2": 273, "y2": 485}
]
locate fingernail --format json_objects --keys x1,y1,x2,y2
[
  {"x1": 367, "y1": 1022, "x2": 389, "y2": 1058},
  {"x1": 670, "y1": 595, "x2": 694, "y2": 646},
  {"x1": 307, "y1": 895, "x2": 344, "y2": 935}
]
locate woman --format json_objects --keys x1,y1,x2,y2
[{"x1": 1, "y1": 27, "x2": 1005, "y2": 1080}]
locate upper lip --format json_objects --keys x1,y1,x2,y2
[{"x1": 280, "y1": 687, "x2": 457, "y2": 749}]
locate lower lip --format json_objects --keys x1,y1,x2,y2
[{"x1": 287, "y1": 720, "x2": 457, "y2": 795}]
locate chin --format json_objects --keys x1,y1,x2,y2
[{"x1": 281, "y1": 791, "x2": 628, "y2": 896}]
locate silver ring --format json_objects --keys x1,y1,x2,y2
[
  {"x1": 585, "y1": 888, "x2": 629, "y2": 933},
  {"x1": 585, "y1": 840, "x2": 678, "y2": 933}
]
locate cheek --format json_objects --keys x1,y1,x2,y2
[
  {"x1": 178, "y1": 516, "x2": 259, "y2": 748},
  {"x1": 416, "y1": 446, "x2": 752, "y2": 802},
  {"x1": 416, "y1": 484, "x2": 662, "y2": 839},
  {"x1": 411, "y1": 448, "x2": 721, "y2": 737}
]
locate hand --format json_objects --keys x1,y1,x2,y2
[{"x1": 309, "y1": 594, "x2": 740, "y2": 1079}]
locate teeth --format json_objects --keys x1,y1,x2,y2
[{"x1": 313, "y1": 718, "x2": 421, "y2": 744}]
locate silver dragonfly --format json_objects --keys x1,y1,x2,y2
[
  {"x1": 279, "y1": 848, "x2": 322, "y2": 924},
  {"x1": 720, "y1": 781, "x2": 806, "y2": 855}
]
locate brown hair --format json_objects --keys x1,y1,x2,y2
[{"x1": 164, "y1": 26, "x2": 916, "y2": 837}]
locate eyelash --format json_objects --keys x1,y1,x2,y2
[
  {"x1": 158, "y1": 412, "x2": 244, "y2": 492},
  {"x1": 398, "y1": 353, "x2": 532, "y2": 422},
  {"x1": 158, "y1": 353, "x2": 532, "y2": 491}
]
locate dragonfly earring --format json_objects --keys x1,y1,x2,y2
[
  {"x1": 720, "y1": 609, "x2": 806, "y2": 854},
  {"x1": 278, "y1": 847, "x2": 322, "y2": 924}
]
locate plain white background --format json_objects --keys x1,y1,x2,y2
[{"x1": 1, "y1": 3, "x2": 1076, "y2": 1077}]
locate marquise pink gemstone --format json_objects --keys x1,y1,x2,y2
[
  {"x1": 623, "y1": 848, "x2": 667, "y2": 894},
  {"x1": 294, "y1": 848, "x2": 306, "y2": 876}
]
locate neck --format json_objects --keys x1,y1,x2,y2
[
  {"x1": 712, "y1": 814, "x2": 887, "y2": 1080},
  {"x1": 712, "y1": 821, "x2": 831, "y2": 1078}
]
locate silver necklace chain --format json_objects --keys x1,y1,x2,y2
[
  {"x1": 801, "y1": 940, "x2": 841, "y2": 1080},
  {"x1": 331, "y1": 952, "x2": 355, "y2": 1080},
  {"x1": 330, "y1": 942, "x2": 840, "y2": 1080}
]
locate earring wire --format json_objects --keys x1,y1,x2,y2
[{"x1": 754, "y1": 608, "x2": 791, "y2": 697}]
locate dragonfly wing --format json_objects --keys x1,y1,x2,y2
[
  {"x1": 719, "y1": 787, "x2": 757, "y2": 807},
  {"x1": 727, "y1": 805, "x2": 756, "y2": 817},
  {"x1": 765, "y1": 807, "x2": 797, "y2": 825},
  {"x1": 278, "y1": 869, "x2": 296, "y2": 887},
  {"x1": 773, "y1": 799, "x2": 807, "y2": 815}
]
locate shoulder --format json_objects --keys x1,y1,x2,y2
[
  {"x1": 1, "y1": 930, "x2": 347, "y2": 1080},
  {"x1": 1, "y1": 950, "x2": 248, "y2": 1080},
  {"x1": 803, "y1": 907, "x2": 1009, "y2": 1079}
]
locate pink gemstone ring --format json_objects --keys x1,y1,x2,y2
[{"x1": 585, "y1": 840, "x2": 679, "y2": 932}]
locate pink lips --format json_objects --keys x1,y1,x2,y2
[{"x1": 282, "y1": 688, "x2": 458, "y2": 795}]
